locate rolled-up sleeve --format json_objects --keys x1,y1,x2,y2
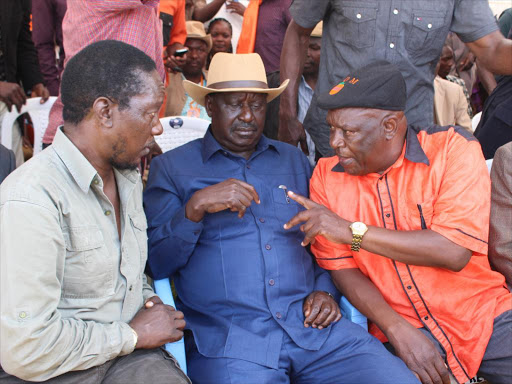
[
  {"x1": 144, "y1": 156, "x2": 203, "y2": 280},
  {"x1": 0, "y1": 200, "x2": 135, "y2": 382}
]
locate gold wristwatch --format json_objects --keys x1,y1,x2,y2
[{"x1": 349, "y1": 222, "x2": 368, "y2": 252}]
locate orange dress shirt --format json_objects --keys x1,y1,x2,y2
[{"x1": 310, "y1": 125, "x2": 512, "y2": 384}]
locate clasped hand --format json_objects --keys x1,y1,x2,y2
[{"x1": 129, "y1": 296, "x2": 186, "y2": 349}]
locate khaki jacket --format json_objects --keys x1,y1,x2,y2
[
  {"x1": 489, "y1": 141, "x2": 512, "y2": 290},
  {"x1": 434, "y1": 76, "x2": 472, "y2": 132},
  {"x1": 164, "y1": 71, "x2": 207, "y2": 117}
]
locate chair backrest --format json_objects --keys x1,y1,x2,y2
[
  {"x1": 486, "y1": 159, "x2": 493, "y2": 174},
  {"x1": 153, "y1": 278, "x2": 188, "y2": 374},
  {"x1": 156, "y1": 116, "x2": 210, "y2": 153},
  {"x1": 1, "y1": 97, "x2": 57, "y2": 155},
  {"x1": 471, "y1": 111, "x2": 482, "y2": 133}
]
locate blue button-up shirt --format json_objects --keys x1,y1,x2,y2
[{"x1": 144, "y1": 129, "x2": 338, "y2": 368}]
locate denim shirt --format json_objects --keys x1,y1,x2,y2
[
  {"x1": 144, "y1": 130, "x2": 338, "y2": 369},
  {"x1": 290, "y1": 0, "x2": 498, "y2": 156}
]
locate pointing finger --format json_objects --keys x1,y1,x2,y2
[{"x1": 287, "y1": 191, "x2": 319, "y2": 210}]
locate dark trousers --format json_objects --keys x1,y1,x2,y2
[{"x1": 0, "y1": 348, "x2": 190, "y2": 384}]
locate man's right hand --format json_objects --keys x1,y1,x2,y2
[
  {"x1": 185, "y1": 178, "x2": 260, "y2": 223},
  {"x1": 0, "y1": 82, "x2": 27, "y2": 113},
  {"x1": 278, "y1": 115, "x2": 309, "y2": 155},
  {"x1": 129, "y1": 303, "x2": 186, "y2": 349},
  {"x1": 387, "y1": 321, "x2": 450, "y2": 384}
]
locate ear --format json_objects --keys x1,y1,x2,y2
[
  {"x1": 91, "y1": 97, "x2": 115, "y2": 128},
  {"x1": 205, "y1": 94, "x2": 215, "y2": 118},
  {"x1": 382, "y1": 112, "x2": 403, "y2": 140}
]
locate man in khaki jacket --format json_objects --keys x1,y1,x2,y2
[{"x1": 0, "y1": 41, "x2": 189, "y2": 384}]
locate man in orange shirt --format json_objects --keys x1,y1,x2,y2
[{"x1": 284, "y1": 61, "x2": 512, "y2": 384}]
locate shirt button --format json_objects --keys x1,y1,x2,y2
[
  {"x1": 246, "y1": 164, "x2": 251, "y2": 169},
  {"x1": 393, "y1": 9, "x2": 399, "y2": 14},
  {"x1": 276, "y1": 312, "x2": 282, "y2": 319},
  {"x1": 424, "y1": 316, "x2": 429, "y2": 320},
  {"x1": 269, "y1": 279, "x2": 275, "y2": 286},
  {"x1": 389, "y1": 43, "x2": 395, "y2": 49},
  {"x1": 427, "y1": 23, "x2": 432, "y2": 29},
  {"x1": 407, "y1": 285, "x2": 412, "y2": 290},
  {"x1": 93, "y1": 179, "x2": 99, "y2": 185},
  {"x1": 356, "y1": 13, "x2": 362, "y2": 19},
  {"x1": 259, "y1": 218, "x2": 265, "y2": 223},
  {"x1": 105, "y1": 210, "x2": 111, "y2": 216},
  {"x1": 19, "y1": 311, "x2": 27, "y2": 319},
  {"x1": 386, "y1": 213, "x2": 391, "y2": 218},
  {"x1": 265, "y1": 244, "x2": 271, "y2": 250},
  {"x1": 129, "y1": 285, "x2": 133, "y2": 291}
]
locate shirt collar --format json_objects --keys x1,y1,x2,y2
[
  {"x1": 331, "y1": 126, "x2": 430, "y2": 173},
  {"x1": 52, "y1": 126, "x2": 140, "y2": 193},
  {"x1": 201, "y1": 127, "x2": 279, "y2": 163}
]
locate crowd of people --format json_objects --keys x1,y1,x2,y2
[{"x1": 0, "y1": 1, "x2": 512, "y2": 384}]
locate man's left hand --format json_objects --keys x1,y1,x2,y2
[
  {"x1": 303, "y1": 291, "x2": 342, "y2": 329},
  {"x1": 31, "y1": 83, "x2": 50, "y2": 103},
  {"x1": 283, "y1": 191, "x2": 350, "y2": 246}
]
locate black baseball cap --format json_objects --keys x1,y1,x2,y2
[{"x1": 317, "y1": 61, "x2": 406, "y2": 111}]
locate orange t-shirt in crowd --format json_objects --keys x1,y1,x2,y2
[
  {"x1": 310, "y1": 125, "x2": 512, "y2": 384},
  {"x1": 159, "y1": 0, "x2": 187, "y2": 47}
]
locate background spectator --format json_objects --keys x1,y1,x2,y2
[
  {"x1": 433, "y1": 46, "x2": 472, "y2": 131},
  {"x1": 238, "y1": 0, "x2": 292, "y2": 74},
  {"x1": 0, "y1": 0, "x2": 50, "y2": 166},
  {"x1": 159, "y1": 0, "x2": 188, "y2": 75},
  {"x1": 279, "y1": 1, "x2": 512, "y2": 157},
  {"x1": 206, "y1": 18, "x2": 233, "y2": 69},
  {"x1": 32, "y1": 0, "x2": 67, "y2": 96},
  {"x1": 164, "y1": 21, "x2": 211, "y2": 120},
  {"x1": 489, "y1": 141, "x2": 512, "y2": 291},
  {"x1": 0, "y1": 144, "x2": 16, "y2": 184},
  {"x1": 204, "y1": 1, "x2": 248, "y2": 51},
  {"x1": 265, "y1": 22, "x2": 322, "y2": 166},
  {"x1": 42, "y1": 0, "x2": 165, "y2": 146}
]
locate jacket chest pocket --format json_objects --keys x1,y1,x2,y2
[
  {"x1": 130, "y1": 211, "x2": 149, "y2": 275},
  {"x1": 333, "y1": 2, "x2": 378, "y2": 49},
  {"x1": 405, "y1": 11, "x2": 448, "y2": 64},
  {"x1": 62, "y1": 227, "x2": 114, "y2": 298}
]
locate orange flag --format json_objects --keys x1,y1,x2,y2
[{"x1": 236, "y1": 0, "x2": 262, "y2": 53}]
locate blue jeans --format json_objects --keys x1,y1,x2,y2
[{"x1": 186, "y1": 317, "x2": 419, "y2": 384}]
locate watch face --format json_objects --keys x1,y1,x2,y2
[{"x1": 352, "y1": 222, "x2": 365, "y2": 231}]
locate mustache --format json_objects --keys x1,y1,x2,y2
[{"x1": 233, "y1": 123, "x2": 257, "y2": 130}]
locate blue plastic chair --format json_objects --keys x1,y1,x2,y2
[
  {"x1": 154, "y1": 278, "x2": 368, "y2": 373},
  {"x1": 154, "y1": 278, "x2": 187, "y2": 374}
]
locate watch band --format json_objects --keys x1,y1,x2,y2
[{"x1": 351, "y1": 234, "x2": 364, "y2": 252}]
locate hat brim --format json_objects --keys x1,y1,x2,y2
[{"x1": 183, "y1": 79, "x2": 289, "y2": 106}]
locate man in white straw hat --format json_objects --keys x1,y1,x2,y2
[{"x1": 144, "y1": 53, "x2": 418, "y2": 384}]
